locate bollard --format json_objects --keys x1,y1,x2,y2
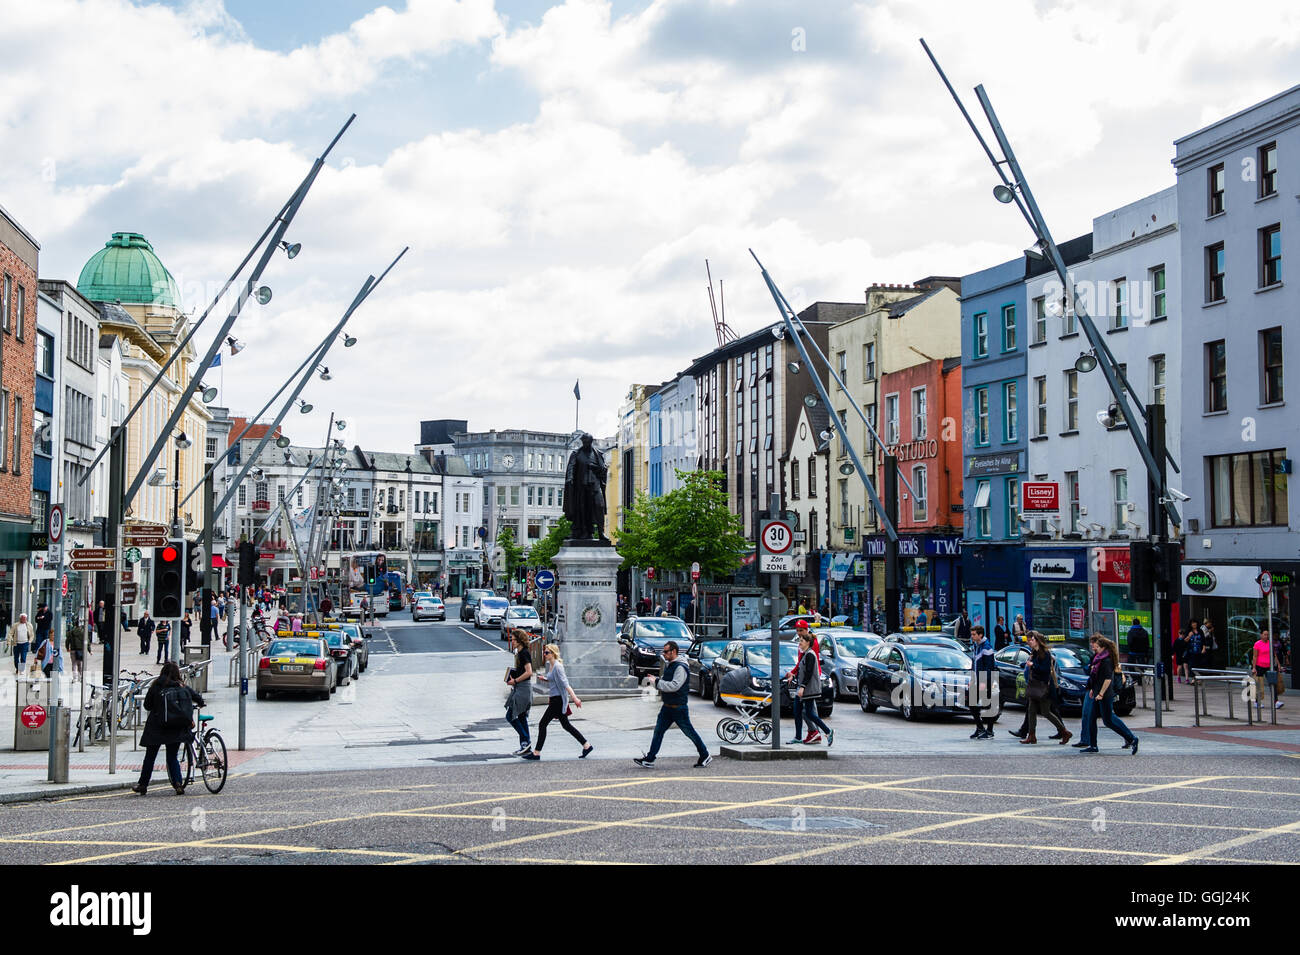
[{"x1": 47, "y1": 705, "x2": 70, "y2": 783}]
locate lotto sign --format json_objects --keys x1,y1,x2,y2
[
  {"x1": 1022, "y1": 482, "x2": 1060, "y2": 512},
  {"x1": 761, "y1": 520, "x2": 793, "y2": 555}
]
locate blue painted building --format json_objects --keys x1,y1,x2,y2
[
  {"x1": 959, "y1": 256, "x2": 1028, "y2": 631},
  {"x1": 646, "y1": 388, "x2": 664, "y2": 498}
]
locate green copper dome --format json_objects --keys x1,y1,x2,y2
[{"x1": 76, "y1": 232, "x2": 182, "y2": 308}]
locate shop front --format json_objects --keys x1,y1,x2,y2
[
  {"x1": 962, "y1": 543, "x2": 1026, "y2": 633},
  {"x1": 821, "y1": 551, "x2": 864, "y2": 626},
  {"x1": 864, "y1": 534, "x2": 963, "y2": 630},
  {"x1": 1026, "y1": 546, "x2": 1089, "y2": 641},
  {"x1": 0, "y1": 519, "x2": 31, "y2": 627},
  {"x1": 1094, "y1": 546, "x2": 1152, "y2": 650},
  {"x1": 1180, "y1": 562, "x2": 1294, "y2": 669}
]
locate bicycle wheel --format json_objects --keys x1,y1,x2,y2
[
  {"x1": 717, "y1": 718, "x2": 746, "y2": 744},
  {"x1": 181, "y1": 741, "x2": 196, "y2": 787},
  {"x1": 200, "y1": 731, "x2": 227, "y2": 794},
  {"x1": 748, "y1": 718, "x2": 773, "y2": 744}
]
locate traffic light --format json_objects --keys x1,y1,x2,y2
[
  {"x1": 186, "y1": 542, "x2": 206, "y2": 594},
  {"x1": 152, "y1": 541, "x2": 185, "y2": 618},
  {"x1": 237, "y1": 539, "x2": 259, "y2": 587},
  {"x1": 1129, "y1": 541, "x2": 1182, "y2": 602},
  {"x1": 1129, "y1": 542, "x2": 1154, "y2": 602}
]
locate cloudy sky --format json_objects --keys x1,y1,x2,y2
[{"x1": 7, "y1": 0, "x2": 1300, "y2": 452}]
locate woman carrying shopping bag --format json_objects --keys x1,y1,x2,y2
[
  {"x1": 503, "y1": 630, "x2": 535, "y2": 755},
  {"x1": 523, "y1": 644, "x2": 592, "y2": 760}
]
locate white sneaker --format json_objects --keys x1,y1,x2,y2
[{"x1": 1276, "y1": 700, "x2": 1285, "y2": 709}]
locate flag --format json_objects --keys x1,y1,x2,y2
[
  {"x1": 573, "y1": 380, "x2": 580, "y2": 401},
  {"x1": 210, "y1": 352, "x2": 222, "y2": 367}
]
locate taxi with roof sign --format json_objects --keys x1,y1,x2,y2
[{"x1": 257, "y1": 636, "x2": 337, "y2": 701}]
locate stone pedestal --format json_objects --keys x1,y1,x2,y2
[{"x1": 552, "y1": 541, "x2": 639, "y2": 694}]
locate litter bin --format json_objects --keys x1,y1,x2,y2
[
  {"x1": 14, "y1": 678, "x2": 52, "y2": 751},
  {"x1": 183, "y1": 644, "x2": 211, "y2": 693},
  {"x1": 47, "y1": 705, "x2": 70, "y2": 783}
]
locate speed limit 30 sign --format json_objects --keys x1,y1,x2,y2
[{"x1": 759, "y1": 518, "x2": 794, "y2": 573}]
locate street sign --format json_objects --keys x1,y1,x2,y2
[
  {"x1": 125, "y1": 532, "x2": 167, "y2": 547},
  {"x1": 690, "y1": 561, "x2": 700, "y2": 581},
  {"x1": 124, "y1": 547, "x2": 143, "y2": 564},
  {"x1": 535, "y1": 569, "x2": 555, "y2": 591},
  {"x1": 646, "y1": 566, "x2": 655, "y2": 580},
  {"x1": 120, "y1": 568, "x2": 134, "y2": 584},
  {"x1": 1258, "y1": 571, "x2": 1273, "y2": 596},
  {"x1": 49, "y1": 504, "x2": 64, "y2": 545},
  {"x1": 69, "y1": 548, "x2": 115, "y2": 571},
  {"x1": 1022, "y1": 482, "x2": 1060, "y2": 512},
  {"x1": 760, "y1": 520, "x2": 793, "y2": 555},
  {"x1": 120, "y1": 583, "x2": 138, "y2": 603},
  {"x1": 759, "y1": 553, "x2": 794, "y2": 573}
]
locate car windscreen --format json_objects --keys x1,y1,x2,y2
[
  {"x1": 744, "y1": 643, "x2": 800, "y2": 668},
  {"x1": 508, "y1": 607, "x2": 539, "y2": 618},
  {"x1": 697, "y1": 641, "x2": 728, "y2": 660},
  {"x1": 323, "y1": 633, "x2": 347, "y2": 647},
  {"x1": 338, "y1": 625, "x2": 361, "y2": 638},
  {"x1": 633, "y1": 619, "x2": 691, "y2": 640},
  {"x1": 482, "y1": 598, "x2": 508, "y2": 610},
  {"x1": 833, "y1": 638, "x2": 876, "y2": 657},
  {"x1": 901, "y1": 646, "x2": 972, "y2": 670},
  {"x1": 268, "y1": 640, "x2": 323, "y2": 657}
]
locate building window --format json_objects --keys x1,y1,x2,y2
[
  {"x1": 1261, "y1": 327, "x2": 1284, "y2": 404},
  {"x1": 911, "y1": 387, "x2": 927, "y2": 440},
  {"x1": 527, "y1": 486, "x2": 534, "y2": 507},
  {"x1": 836, "y1": 351, "x2": 847, "y2": 388},
  {"x1": 34, "y1": 409, "x2": 51, "y2": 456},
  {"x1": 791, "y1": 458, "x2": 800, "y2": 500},
  {"x1": 1033, "y1": 376, "x2": 1047, "y2": 437},
  {"x1": 12, "y1": 397, "x2": 20, "y2": 475},
  {"x1": 1149, "y1": 265, "x2": 1166, "y2": 320},
  {"x1": 0, "y1": 275, "x2": 8, "y2": 332},
  {"x1": 1208, "y1": 162, "x2": 1225, "y2": 216},
  {"x1": 497, "y1": 485, "x2": 506, "y2": 507},
  {"x1": 1003, "y1": 381, "x2": 1018, "y2": 442},
  {"x1": 973, "y1": 480, "x2": 991, "y2": 538},
  {"x1": 1063, "y1": 371, "x2": 1078, "y2": 431},
  {"x1": 1001, "y1": 304, "x2": 1016, "y2": 351},
  {"x1": 1112, "y1": 469, "x2": 1129, "y2": 530},
  {"x1": 863, "y1": 342, "x2": 876, "y2": 380},
  {"x1": 238, "y1": 483, "x2": 247, "y2": 507},
  {"x1": 547, "y1": 486, "x2": 555, "y2": 507},
  {"x1": 1259, "y1": 142, "x2": 1277, "y2": 198},
  {"x1": 1032, "y1": 296, "x2": 1046, "y2": 344},
  {"x1": 911, "y1": 465, "x2": 927, "y2": 522},
  {"x1": 1209, "y1": 448, "x2": 1289, "y2": 527},
  {"x1": 809, "y1": 510, "x2": 819, "y2": 548},
  {"x1": 839, "y1": 479, "x2": 849, "y2": 531},
  {"x1": 37, "y1": 330, "x2": 54, "y2": 378},
  {"x1": 205, "y1": 436, "x2": 217, "y2": 460},
  {"x1": 807, "y1": 457, "x2": 817, "y2": 498},
  {"x1": 510, "y1": 486, "x2": 519, "y2": 507},
  {"x1": 1062, "y1": 294, "x2": 1076, "y2": 336},
  {"x1": 1111, "y1": 278, "x2": 1127, "y2": 330},
  {"x1": 528, "y1": 518, "x2": 542, "y2": 540},
  {"x1": 14, "y1": 285, "x2": 24, "y2": 339},
  {"x1": 1006, "y1": 478, "x2": 1020, "y2": 538},
  {"x1": 1206, "y1": 340, "x2": 1227, "y2": 412},
  {"x1": 883, "y1": 396, "x2": 899, "y2": 446},
  {"x1": 1065, "y1": 471, "x2": 1080, "y2": 531},
  {"x1": 1260, "y1": 224, "x2": 1282, "y2": 287},
  {"x1": 974, "y1": 312, "x2": 988, "y2": 358},
  {"x1": 974, "y1": 387, "x2": 989, "y2": 446},
  {"x1": 1150, "y1": 355, "x2": 1166, "y2": 405},
  {"x1": 1206, "y1": 242, "x2": 1226, "y2": 302}
]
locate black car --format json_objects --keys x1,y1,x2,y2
[
  {"x1": 321, "y1": 630, "x2": 358, "y2": 686},
  {"x1": 620, "y1": 617, "x2": 694, "y2": 678},
  {"x1": 711, "y1": 639, "x2": 834, "y2": 716},
  {"x1": 883, "y1": 632, "x2": 966, "y2": 650},
  {"x1": 460, "y1": 588, "x2": 495, "y2": 622},
  {"x1": 818, "y1": 632, "x2": 884, "y2": 700},
  {"x1": 856, "y1": 642, "x2": 976, "y2": 721},
  {"x1": 994, "y1": 642, "x2": 1136, "y2": 715},
  {"x1": 686, "y1": 638, "x2": 731, "y2": 697}
]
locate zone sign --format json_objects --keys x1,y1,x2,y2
[{"x1": 761, "y1": 520, "x2": 793, "y2": 555}]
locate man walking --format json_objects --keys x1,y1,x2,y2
[
  {"x1": 34, "y1": 602, "x2": 52, "y2": 650},
  {"x1": 137, "y1": 611, "x2": 155, "y2": 656},
  {"x1": 634, "y1": 641, "x2": 711, "y2": 768},
  {"x1": 968, "y1": 625, "x2": 998, "y2": 739},
  {"x1": 1126, "y1": 617, "x2": 1150, "y2": 665}
]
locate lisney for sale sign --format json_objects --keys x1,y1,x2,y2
[{"x1": 1021, "y1": 482, "x2": 1060, "y2": 512}]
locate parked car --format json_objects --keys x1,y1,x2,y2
[
  {"x1": 993, "y1": 642, "x2": 1136, "y2": 715},
  {"x1": 686, "y1": 638, "x2": 731, "y2": 697},
  {"x1": 335, "y1": 622, "x2": 370, "y2": 672},
  {"x1": 711, "y1": 639, "x2": 835, "y2": 716},
  {"x1": 856, "y1": 642, "x2": 975, "y2": 721},
  {"x1": 475, "y1": 596, "x2": 509, "y2": 630},
  {"x1": 322, "y1": 630, "x2": 359, "y2": 685},
  {"x1": 883, "y1": 632, "x2": 966, "y2": 651},
  {"x1": 619, "y1": 617, "x2": 694, "y2": 678},
  {"x1": 503, "y1": 605, "x2": 543, "y2": 635},
  {"x1": 460, "y1": 588, "x2": 495, "y2": 622},
  {"x1": 412, "y1": 596, "x2": 445, "y2": 622},
  {"x1": 819, "y1": 632, "x2": 884, "y2": 699},
  {"x1": 256, "y1": 637, "x2": 337, "y2": 701}
]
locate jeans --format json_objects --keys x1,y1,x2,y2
[
  {"x1": 646, "y1": 704, "x2": 708, "y2": 760},
  {"x1": 506, "y1": 713, "x2": 531, "y2": 748},
  {"x1": 1083, "y1": 692, "x2": 1135, "y2": 746},
  {"x1": 1079, "y1": 693, "x2": 1096, "y2": 746},
  {"x1": 796, "y1": 695, "x2": 829, "y2": 737},
  {"x1": 155, "y1": 638, "x2": 169, "y2": 664},
  {"x1": 12, "y1": 642, "x2": 28, "y2": 670},
  {"x1": 535, "y1": 696, "x2": 587, "y2": 752},
  {"x1": 138, "y1": 742, "x2": 183, "y2": 790}
]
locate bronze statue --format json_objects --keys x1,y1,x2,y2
[{"x1": 563, "y1": 433, "x2": 608, "y2": 541}]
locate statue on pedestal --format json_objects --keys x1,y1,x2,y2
[{"x1": 563, "y1": 433, "x2": 609, "y2": 542}]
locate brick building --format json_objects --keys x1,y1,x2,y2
[{"x1": 0, "y1": 202, "x2": 38, "y2": 626}]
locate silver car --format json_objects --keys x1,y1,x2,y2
[
  {"x1": 503, "y1": 605, "x2": 543, "y2": 636},
  {"x1": 474, "y1": 596, "x2": 509, "y2": 630}
]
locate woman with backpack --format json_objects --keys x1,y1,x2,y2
[
  {"x1": 132, "y1": 661, "x2": 205, "y2": 796},
  {"x1": 522, "y1": 644, "x2": 591, "y2": 760},
  {"x1": 1021, "y1": 632, "x2": 1071, "y2": 745}
]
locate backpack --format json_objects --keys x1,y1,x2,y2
[{"x1": 161, "y1": 686, "x2": 194, "y2": 730}]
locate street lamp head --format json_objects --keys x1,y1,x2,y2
[
  {"x1": 839, "y1": 462, "x2": 855, "y2": 475},
  {"x1": 1074, "y1": 351, "x2": 1098, "y2": 374},
  {"x1": 343, "y1": 335, "x2": 357, "y2": 348},
  {"x1": 251, "y1": 467, "x2": 265, "y2": 480},
  {"x1": 173, "y1": 431, "x2": 192, "y2": 450},
  {"x1": 297, "y1": 399, "x2": 313, "y2": 414},
  {"x1": 275, "y1": 435, "x2": 292, "y2": 448},
  {"x1": 993, "y1": 183, "x2": 1016, "y2": 204},
  {"x1": 226, "y1": 336, "x2": 245, "y2": 356},
  {"x1": 279, "y1": 240, "x2": 302, "y2": 259},
  {"x1": 254, "y1": 285, "x2": 273, "y2": 305},
  {"x1": 199, "y1": 383, "x2": 218, "y2": 403},
  {"x1": 787, "y1": 361, "x2": 801, "y2": 375},
  {"x1": 335, "y1": 419, "x2": 347, "y2": 430},
  {"x1": 803, "y1": 394, "x2": 818, "y2": 408},
  {"x1": 771, "y1": 325, "x2": 786, "y2": 341},
  {"x1": 318, "y1": 366, "x2": 331, "y2": 381}
]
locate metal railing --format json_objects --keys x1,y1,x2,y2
[{"x1": 1191, "y1": 667, "x2": 1274, "y2": 726}]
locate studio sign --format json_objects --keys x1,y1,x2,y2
[
  {"x1": 889, "y1": 439, "x2": 939, "y2": 462},
  {"x1": 1185, "y1": 568, "x2": 1217, "y2": 593}
]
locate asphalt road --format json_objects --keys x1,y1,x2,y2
[
  {"x1": 5, "y1": 753, "x2": 1298, "y2": 865},
  {"x1": 368, "y1": 615, "x2": 511, "y2": 655}
]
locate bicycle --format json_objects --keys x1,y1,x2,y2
[
  {"x1": 716, "y1": 692, "x2": 773, "y2": 744},
  {"x1": 182, "y1": 711, "x2": 228, "y2": 794}
]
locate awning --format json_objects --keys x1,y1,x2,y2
[{"x1": 211, "y1": 554, "x2": 231, "y2": 568}]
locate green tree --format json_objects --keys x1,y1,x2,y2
[
  {"x1": 614, "y1": 490, "x2": 661, "y2": 570},
  {"x1": 615, "y1": 470, "x2": 748, "y2": 579},
  {"x1": 497, "y1": 524, "x2": 525, "y2": 583},
  {"x1": 527, "y1": 517, "x2": 571, "y2": 570}
]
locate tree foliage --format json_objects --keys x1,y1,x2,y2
[
  {"x1": 526, "y1": 517, "x2": 571, "y2": 570},
  {"x1": 615, "y1": 470, "x2": 749, "y2": 579},
  {"x1": 497, "y1": 524, "x2": 525, "y2": 580}
]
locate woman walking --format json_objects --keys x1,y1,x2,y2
[
  {"x1": 503, "y1": 629, "x2": 534, "y2": 755},
  {"x1": 1173, "y1": 623, "x2": 1192, "y2": 683},
  {"x1": 792, "y1": 631, "x2": 833, "y2": 746},
  {"x1": 132, "y1": 661, "x2": 204, "y2": 795},
  {"x1": 1022, "y1": 633, "x2": 1071, "y2": 745},
  {"x1": 1076, "y1": 634, "x2": 1138, "y2": 755},
  {"x1": 522, "y1": 644, "x2": 591, "y2": 760}
]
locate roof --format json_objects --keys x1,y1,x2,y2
[
  {"x1": 76, "y1": 232, "x2": 182, "y2": 307},
  {"x1": 1027, "y1": 233, "x2": 1093, "y2": 280},
  {"x1": 885, "y1": 286, "x2": 943, "y2": 318},
  {"x1": 228, "y1": 418, "x2": 283, "y2": 447},
  {"x1": 420, "y1": 419, "x2": 467, "y2": 446},
  {"x1": 358, "y1": 449, "x2": 434, "y2": 474}
]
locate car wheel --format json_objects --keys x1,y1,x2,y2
[
  {"x1": 1115, "y1": 704, "x2": 1134, "y2": 717},
  {"x1": 256, "y1": 687, "x2": 268, "y2": 701},
  {"x1": 859, "y1": 682, "x2": 877, "y2": 713},
  {"x1": 330, "y1": 684, "x2": 337, "y2": 694},
  {"x1": 831, "y1": 676, "x2": 841, "y2": 700},
  {"x1": 317, "y1": 689, "x2": 330, "y2": 701},
  {"x1": 900, "y1": 695, "x2": 917, "y2": 721},
  {"x1": 713, "y1": 677, "x2": 726, "y2": 708}
]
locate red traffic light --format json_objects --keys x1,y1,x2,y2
[{"x1": 162, "y1": 545, "x2": 179, "y2": 562}]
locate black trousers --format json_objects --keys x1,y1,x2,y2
[{"x1": 535, "y1": 697, "x2": 587, "y2": 752}]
